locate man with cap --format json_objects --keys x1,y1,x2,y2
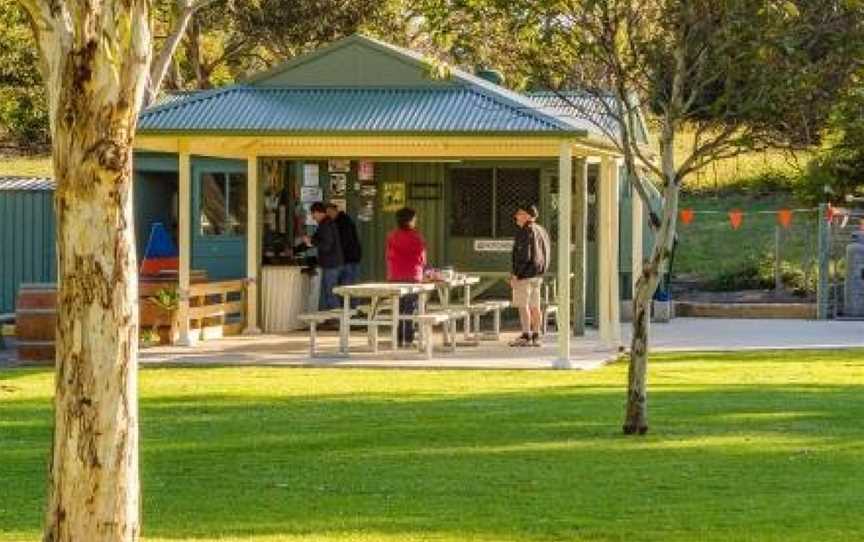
[{"x1": 509, "y1": 204, "x2": 551, "y2": 347}]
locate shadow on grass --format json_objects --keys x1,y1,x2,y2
[{"x1": 3, "y1": 381, "x2": 864, "y2": 541}]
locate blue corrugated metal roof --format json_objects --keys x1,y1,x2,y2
[
  {"x1": 527, "y1": 91, "x2": 649, "y2": 144},
  {"x1": 0, "y1": 177, "x2": 55, "y2": 191},
  {"x1": 139, "y1": 86, "x2": 583, "y2": 134}
]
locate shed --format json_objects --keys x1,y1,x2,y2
[
  {"x1": 0, "y1": 177, "x2": 56, "y2": 314},
  {"x1": 133, "y1": 34, "x2": 655, "y2": 359}
]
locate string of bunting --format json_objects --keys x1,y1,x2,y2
[{"x1": 676, "y1": 206, "x2": 850, "y2": 230}]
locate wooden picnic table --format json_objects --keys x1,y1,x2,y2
[
  {"x1": 332, "y1": 274, "x2": 481, "y2": 356},
  {"x1": 332, "y1": 282, "x2": 435, "y2": 355}
]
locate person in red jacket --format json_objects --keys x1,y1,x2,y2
[{"x1": 386, "y1": 207, "x2": 427, "y2": 347}]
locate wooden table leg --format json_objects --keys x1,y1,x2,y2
[
  {"x1": 417, "y1": 291, "x2": 428, "y2": 353},
  {"x1": 339, "y1": 294, "x2": 351, "y2": 355},
  {"x1": 391, "y1": 295, "x2": 399, "y2": 350}
]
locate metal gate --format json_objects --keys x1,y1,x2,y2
[{"x1": 823, "y1": 207, "x2": 864, "y2": 319}]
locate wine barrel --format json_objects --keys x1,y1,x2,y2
[{"x1": 16, "y1": 283, "x2": 57, "y2": 362}]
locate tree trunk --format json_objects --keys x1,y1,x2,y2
[
  {"x1": 145, "y1": 1, "x2": 199, "y2": 106},
  {"x1": 623, "y1": 126, "x2": 680, "y2": 435},
  {"x1": 18, "y1": 2, "x2": 153, "y2": 540}
]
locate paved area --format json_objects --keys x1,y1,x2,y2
[
  {"x1": 631, "y1": 318, "x2": 864, "y2": 351},
  {"x1": 139, "y1": 330, "x2": 618, "y2": 370},
  {"x1": 4, "y1": 318, "x2": 862, "y2": 370}
]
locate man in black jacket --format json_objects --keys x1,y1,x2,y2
[
  {"x1": 304, "y1": 202, "x2": 344, "y2": 310},
  {"x1": 326, "y1": 203, "x2": 362, "y2": 287},
  {"x1": 509, "y1": 204, "x2": 551, "y2": 347}
]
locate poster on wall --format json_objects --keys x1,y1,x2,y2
[
  {"x1": 358, "y1": 160, "x2": 374, "y2": 181},
  {"x1": 300, "y1": 186, "x2": 323, "y2": 202},
  {"x1": 303, "y1": 163, "x2": 319, "y2": 186},
  {"x1": 330, "y1": 198, "x2": 347, "y2": 212},
  {"x1": 329, "y1": 173, "x2": 347, "y2": 197},
  {"x1": 382, "y1": 182, "x2": 406, "y2": 212},
  {"x1": 328, "y1": 159, "x2": 350, "y2": 173},
  {"x1": 359, "y1": 185, "x2": 377, "y2": 198},
  {"x1": 357, "y1": 200, "x2": 374, "y2": 222}
]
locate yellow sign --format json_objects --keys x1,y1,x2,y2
[{"x1": 382, "y1": 182, "x2": 406, "y2": 212}]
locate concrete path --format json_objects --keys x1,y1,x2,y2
[
  {"x1": 139, "y1": 330, "x2": 618, "y2": 370},
  {"x1": 632, "y1": 318, "x2": 864, "y2": 352},
  {"x1": 4, "y1": 318, "x2": 861, "y2": 370}
]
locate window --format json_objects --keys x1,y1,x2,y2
[
  {"x1": 200, "y1": 172, "x2": 247, "y2": 236},
  {"x1": 450, "y1": 167, "x2": 540, "y2": 238},
  {"x1": 450, "y1": 168, "x2": 493, "y2": 237}
]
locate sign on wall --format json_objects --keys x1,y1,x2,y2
[
  {"x1": 358, "y1": 160, "x2": 374, "y2": 181},
  {"x1": 328, "y1": 159, "x2": 350, "y2": 173},
  {"x1": 473, "y1": 239, "x2": 514, "y2": 252},
  {"x1": 382, "y1": 182, "x2": 406, "y2": 212},
  {"x1": 303, "y1": 163, "x2": 319, "y2": 186}
]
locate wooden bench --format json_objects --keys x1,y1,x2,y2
[
  {"x1": 541, "y1": 281, "x2": 559, "y2": 335},
  {"x1": 298, "y1": 309, "x2": 356, "y2": 357},
  {"x1": 474, "y1": 300, "x2": 510, "y2": 341},
  {"x1": 413, "y1": 312, "x2": 454, "y2": 359},
  {"x1": 0, "y1": 313, "x2": 14, "y2": 349}
]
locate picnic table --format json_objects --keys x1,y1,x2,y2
[
  {"x1": 331, "y1": 274, "x2": 481, "y2": 356},
  {"x1": 332, "y1": 282, "x2": 435, "y2": 354}
]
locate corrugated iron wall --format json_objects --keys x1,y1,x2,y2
[{"x1": 0, "y1": 189, "x2": 56, "y2": 313}]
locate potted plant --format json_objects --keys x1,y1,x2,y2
[{"x1": 141, "y1": 287, "x2": 180, "y2": 344}]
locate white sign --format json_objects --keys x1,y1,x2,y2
[
  {"x1": 300, "y1": 186, "x2": 322, "y2": 203},
  {"x1": 303, "y1": 163, "x2": 319, "y2": 186},
  {"x1": 473, "y1": 239, "x2": 514, "y2": 252}
]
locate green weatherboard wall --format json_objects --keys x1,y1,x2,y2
[{"x1": 0, "y1": 186, "x2": 56, "y2": 314}]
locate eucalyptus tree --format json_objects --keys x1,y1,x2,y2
[
  {"x1": 426, "y1": 0, "x2": 864, "y2": 434},
  {"x1": 13, "y1": 0, "x2": 157, "y2": 539}
]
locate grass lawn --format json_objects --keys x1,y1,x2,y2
[
  {"x1": 3, "y1": 350, "x2": 864, "y2": 541},
  {"x1": 0, "y1": 155, "x2": 52, "y2": 177}
]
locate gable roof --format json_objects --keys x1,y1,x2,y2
[
  {"x1": 139, "y1": 86, "x2": 581, "y2": 134},
  {"x1": 140, "y1": 35, "x2": 655, "y2": 140}
]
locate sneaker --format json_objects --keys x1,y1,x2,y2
[
  {"x1": 509, "y1": 333, "x2": 532, "y2": 347},
  {"x1": 530, "y1": 332, "x2": 541, "y2": 347}
]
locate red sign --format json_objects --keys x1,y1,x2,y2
[
  {"x1": 777, "y1": 208, "x2": 793, "y2": 229},
  {"x1": 680, "y1": 208, "x2": 695, "y2": 225},
  {"x1": 728, "y1": 209, "x2": 743, "y2": 230}
]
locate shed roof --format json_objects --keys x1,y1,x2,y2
[
  {"x1": 527, "y1": 91, "x2": 650, "y2": 145},
  {"x1": 139, "y1": 86, "x2": 581, "y2": 134},
  {"x1": 0, "y1": 177, "x2": 55, "y2": 191}
]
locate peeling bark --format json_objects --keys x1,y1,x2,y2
[{"x1": 16, "y1": 1, "x2": 153, "y2": 540}]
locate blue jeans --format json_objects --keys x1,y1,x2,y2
[
  {"x1": 398, "y1": 294, "x2": 418, "y2": 345},
  {"x1": 319, "y1": 266, "x2": 343, "y2": 310},
  {"x1": 339, "y1": 262, "x2": 361, "y2": 286}
]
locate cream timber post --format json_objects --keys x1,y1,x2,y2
[
  {"x1": 598, "y1": 157, "x2": 621, "y2": 345},
  {"x1": 573, "y1": 158, "x2": 589, "y2": 336},
  {"x1": 244, "y1": 155, "x2": 262, "y2": 334},
  {"x1": 631, "y1": 173, "x2": 644, "y2": 299},
  {"x1": 556, "y1": 142, "x2": 573, "y2": 368},
  {"x1": 177, "y1": 151, "x2": 193, "y2": 345}
]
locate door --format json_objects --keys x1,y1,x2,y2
[{"x1": 191, "y1": 157, "x2": 248, "y2": 280}]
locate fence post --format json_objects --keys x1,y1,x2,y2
[
  {"x1": 774, "y1": 225, "x2": 782, "y2": 292},
  {"x1": 817, "y1": 203, "x2": 831, "y2": 320}
]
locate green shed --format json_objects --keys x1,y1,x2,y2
[
  {"x1": 133, "y1": 34, "x2": 656, "y2": 356},
  {"x1": 0, "y1": 177, "x2": 56, "y2": 314}
]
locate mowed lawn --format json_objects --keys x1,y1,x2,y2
[{"x1": 3, "y1": 350, "x2": 864, "y2": 542}]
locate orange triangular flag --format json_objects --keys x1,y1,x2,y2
[
  {"x1": 777, "y1": 208, "x2": 793, "y2": 229},
  {"x1": 680, "y1": 208, "x2": 695, "y2": 225},
  {"x1": 729, "y1": 209, "x2": 743, "y2": 230}
]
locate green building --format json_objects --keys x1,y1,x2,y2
[{"x1": 133, "y1": 34, "x2": 654, "y2": 358}]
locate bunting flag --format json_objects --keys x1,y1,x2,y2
[
  {"x1": 777, "y1": 208, "x2": 793, "y2": 229},
  {"x1": 680, "y1": 208, "x2": 695, "y2": 225},
  {"x1": 728, "y1": 209, "x2": 744, "y2": 230}
]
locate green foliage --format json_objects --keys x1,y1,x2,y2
[
  {"x1": 149, "y1": 287, "x2": 179, "y2": 311},
  {"x1": 797, "y1": 85, "x2": 864, "y2": 206},
  {"x1": 0, "y1": 0, "x2": 49, "y2": 149},
  {"x1": 4, "y1": 353, "x2": 864, "y2": 541},
  {"x1": 702, "y1": 252, "x2": 816, "y2": 295}
]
